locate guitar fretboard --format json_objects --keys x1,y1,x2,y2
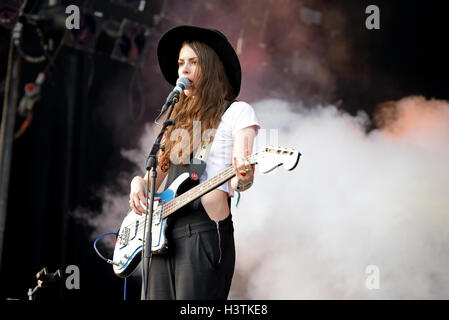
[
  {"x1": 160, "y1": 166, "x2": 235, "y2": 218},
  {"x1": 160, "y1": 154, "x2": 256, "y2": 218}
]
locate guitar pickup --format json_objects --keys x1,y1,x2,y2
[
  {"x1": 129, "y1": 220, "x2": 139, "y2": 241},
  {"x1": 118, "y1": 227, "x2": 130, "y2": 247},
  {"x1": 152, "y1": 202, "x2": 164, "y2": 225}
]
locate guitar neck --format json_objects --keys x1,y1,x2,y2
[{"x1": 161, "y1": 166, "x2": 236, "y2": 218}]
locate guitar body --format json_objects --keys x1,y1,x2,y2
[{"x1": 112, "y1": 172, "x2": 191, "y2": 278}]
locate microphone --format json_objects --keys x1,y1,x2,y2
[
  {"x1": 156, "y1": 77, "x2": 190, "y2": 121},
  {"x1": 165, "y1": 77, "x2": 190, "y2": 105}
]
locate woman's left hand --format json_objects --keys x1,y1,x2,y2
[
  {"x1": 232, "y1": 127, "x2": 258, "y2": 190},
  {"x1": 233, "y1": 155, "x2": 255, "y2": 186}
]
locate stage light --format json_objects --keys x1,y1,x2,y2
[
  {"x1": 2, "y1": 1, "x2": 151, "y2": 66},
  {"x1": 64, "y1": 12, "x2": 102, "y2": 53},
  {"x1": 0, "y1": 0, "x2": 22, "y2": 29},
  {"x1": 111, "y1": 19, "x2": 150, "y2": 66}
]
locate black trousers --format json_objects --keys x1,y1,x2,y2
[{"x1": 147, "y1": 200, "x2": 235, "y2": 300}]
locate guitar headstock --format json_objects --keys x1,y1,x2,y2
[{"x1": 252, "y1": 145, "x2": 301, "y2": 174}]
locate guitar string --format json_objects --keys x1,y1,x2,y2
[
  {"x1": 158, "y1": 153, "x2": 256, "y2": 217},
  {"x1": 134, "y1": 167, "x2": 236, "y2": 236},
  {"x1": 123, "y1": 167, "x2": 235, "y2": 240},
  {"x1": 120, "y1": 154, "x2": 256, "y2": 236}
]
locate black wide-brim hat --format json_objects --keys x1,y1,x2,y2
[{"x1": 157, "y1": 25, "x2": 241, "y2": 97}]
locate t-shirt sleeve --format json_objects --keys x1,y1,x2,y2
[{"x1": 227, "y1": 101, "x2": 261, "y2": 136}]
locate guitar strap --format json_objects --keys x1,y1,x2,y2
[
  {"x1": 188, "y1": 137, "x2": 213, "y2": 181},
  {"x1": 164, "y1": 100, "x2": 236, "y2": 196},
  {"x1": 187, "y1": 99, "x2": 236, "y2": 182}
]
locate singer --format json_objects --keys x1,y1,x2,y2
[{"x1": 129, "y1": 25, "x2": 260, "y2": 299}]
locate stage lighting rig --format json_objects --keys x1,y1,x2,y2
[
  {"x1": 51, "y1": 5, "x2": 151, "y2": 66},
  {"x1": 5, "y1": 1, "x2": 152, "y2": 66},
  {"x1": 111, "y1": 18, "x2": 150, "y2": 65},
  {"x1": 64, "y1": 10, "x2": 102, "y2": 53}
]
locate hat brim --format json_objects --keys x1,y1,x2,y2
[{"x1": 157, "y1": 25, "x2": 241, "y2": 97}]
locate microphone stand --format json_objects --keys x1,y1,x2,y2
[{"x1": 140, "y1": 97, "x2": 177, "y2": 300}]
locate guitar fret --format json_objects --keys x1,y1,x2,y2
[{"x1": 161, "y1": 166, "x2": 236, "y2": 219}]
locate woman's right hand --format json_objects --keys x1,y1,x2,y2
[
  {"x1": 130, "y1": 176, "x2": 147, "y2": 215},
  {"x1": 129, "y1": 176, "x2": 161, "y2": 215}
]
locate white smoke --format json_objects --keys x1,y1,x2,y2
[
  {"x1": 229, "y1": 96, "x2": 449, "y2": 299},
  {"x1": 77, "y1": 96, "x2": 449, "y2": 299}
]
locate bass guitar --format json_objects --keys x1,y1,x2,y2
[{"x1": 112, "y1": 145, "x2": 300, "y2": 278}]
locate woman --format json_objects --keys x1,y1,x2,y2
[{"x1": 129, "y1": 25, "x2": 260, "y2": 300}]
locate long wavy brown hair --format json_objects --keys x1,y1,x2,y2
[{"x1": 158, "y1": 40, "x2": 235, "y2": 172}]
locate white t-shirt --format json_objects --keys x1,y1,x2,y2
[{"x1": 199, "y1": 101, "x2": 261, "y2": 197}]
